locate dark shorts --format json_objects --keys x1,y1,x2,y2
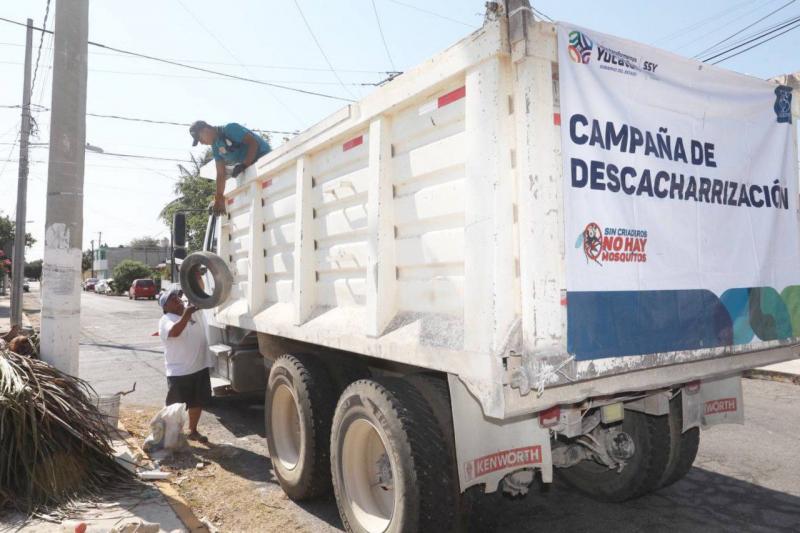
[{"x1": 166, "y1": 367, "x2": 212, "y2": 409}]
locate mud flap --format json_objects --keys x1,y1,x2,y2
[
  {"x1": 682, "y1": 374, "x2": 744, "y2": 432},
  {"x1": 448, "y1": 375, "x2": 552, "y2": 493}
]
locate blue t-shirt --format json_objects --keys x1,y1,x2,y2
[{"x1": 211, "y1": 123, "x2": 271, "y2": 165}]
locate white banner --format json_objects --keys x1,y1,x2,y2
[{"x1": 557, "y1": 24, "x2": 800, "y2": 359}]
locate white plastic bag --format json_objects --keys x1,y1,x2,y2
[{"x1": 143, "y1": 403, "x2": 187, "y2": 451}]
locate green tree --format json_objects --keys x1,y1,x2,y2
[
  {"x1": 129, "y1": 236, "x2": 166, "y2": 249},
  {"x1": 82, "y1": 249, "x2": 93, "y2": 273},
  {"x1": 159, "y1": 149, "x2": 215, "y2": 254},
  {"x1": 0, "y1": 211, "x2": 35, "y2": 251},
  {"x1": 112, "y1": 260, "x2": 153, "y2": 295},
  {"x1": 24, "y1": 259, "x2": 42, "y2": 279}
]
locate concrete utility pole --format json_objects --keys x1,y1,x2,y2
[
  {"x1": 90, "y1": 239, "x2": 95, "y2": 278},
  {"x1": 10, "y1": 19, "x2": 34, "y2": 329},
  {"x1": 40, "y1": 0, "x2": 89, "y2": 375}
]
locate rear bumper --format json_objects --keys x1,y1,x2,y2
[{"x1": 503, "y1": 342, "x2": 800, "y2": 418}]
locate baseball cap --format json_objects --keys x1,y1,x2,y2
[
  {"x1": 158, "y1": 288, "x2": 182, "y2": 309},
  {"x1": 189, "y1": 120, "x2": 211, "y2": 146}
]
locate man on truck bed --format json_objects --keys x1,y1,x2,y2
[{"x1": 189, "y1": 120, "x2": 272, "y2": 215}]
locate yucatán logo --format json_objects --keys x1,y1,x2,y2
[
  {"x1": 774, "y1": 85, "x2": 792, "y2": 124},
  {"x1": 568, "y1": 31, "x2": 593, "y2": 64},
  {"x1": 578, "y1": 223, "x2": 648, "y2": 265}
]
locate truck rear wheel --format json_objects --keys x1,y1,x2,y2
[
  {"x1": 265, "y1": 353, "x2": 336, "y2": 500},
  {"x1": 658, "y1": 393, "x2": 699, "y2": 488},
  {"x1": 331, "y1": 378, "x2": 456, "y2": 533},
  {"x1": 558, "y1": 410, "x2": 670, "y2": 502}
]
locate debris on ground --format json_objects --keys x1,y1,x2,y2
[
  {"x1": 0, "y1": 348, "x2": 133, "y2": 513},
  {"x1": 107, "y1": 519, "x2": 162, "y2": 533},
  {"x1": 138, "y1": 470, "x2": 171, "y2": 481}
]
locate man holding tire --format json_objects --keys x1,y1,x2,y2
[{"x1": 158, "y1": 288, "x2": 212, "y2": 443}]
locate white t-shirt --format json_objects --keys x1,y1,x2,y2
[{"x1": 158, "y1": 312, "x2": 210, "y2": 377}]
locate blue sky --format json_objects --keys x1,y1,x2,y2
[{"x1": 1, "y1": 0, "x2": 798, "y2": 261}]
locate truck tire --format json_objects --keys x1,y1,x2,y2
[
  {"x1": 405, "y1": 374, "x2": 501, "y2": 533},
  {"x1": 658, "y1": 393, "x2": 699, "y2": 488},
  {"x1": 179, "y1": 251, "x2": 232, "y2": 309},
  {"x1": 557, "y1": 410, "x2": 670, "y2": 502},
  {"x1": 331, "y1": 378, "x2": 457, "y2": 533},
  {"x1": 265, "y1": 354, "x2": 336, "y2": 500}
]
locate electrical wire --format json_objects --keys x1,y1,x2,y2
[
  {"x1": 29, "y1": 0, "x2": 51, "y2": 95},
  {"x1": 650, "y1": 0, "x2": 759, "y2": 45},
  {"x1": 532, "y1": 7, "x2": 553, "y2": 22},
  {"x1": 672, "y1": 0, "x2": 788, "y2": 52},
  {"x1": 709, "y1": 17, "x2": 800, "y2": 64},
  {"x1": 0, "y1": 60, "x2": 389, "y2": 86},
  {"x1": 0, "y1": 41, "x2": 394, "y2": 74},
  {"x1": 0, "y1": 16, "x2": 355, "y2": 103},
  {"x1": 293, "y1": 0, "x2": 359, "y2": 100},
  {"x1": 370, "y1": 0, "x2": 397, "y2": 71},
  {"x1": 702, "y1": 14, "x2": 800, "y2": 62},
  {"x1": 384, "y1": 0, "x2": 478, "y2": 28},
  {"x1": 174, "y1": 0, "x2": 307, "y2": 129},
  {"x1": 1, "y1": 104, "x2": 299, "y2": 136},
  {"x1": 693, "y1": 0, "x2": 797, "y2": 58}
]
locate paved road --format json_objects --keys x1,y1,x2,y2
[
  {"x1": 79, "y1": 290, "x2": 167, "y2": 405},
  {"x1": 77, "y1": 291, "x2": 800, "y2": 532}
]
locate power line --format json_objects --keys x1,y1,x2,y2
[
  {"x1": 174, "y1": 0, "x2": 307, "y2": 129},
  {"x1": 0, "y1": 60, "x2": 390, "y2": 85},
  {"x1": 0, "y1": 42, "x2": 394, "y2": 74},
  {"x1": 293, "y1": 0, "x2": 359, "y2": 100},
  {"x1": 0, "y1": 16, "x2": 355, "y2": 103},
  {"x1": 29, "y1": 0, "x2": 51, "y2": 95},
  {"x1": 0, "y1": 104, "x2": 299, "y2": 135},
  {"x1": 532, "y1": 7, "x2": 553, "y2": 22},
  {"x1": 370, "y1": 0, "x2": 397, "y2": 71},
  {"x1": 672, "y1": 0, "x2": 788, "y2": 52},
  {"x1": 709, "y1": 17, "x2": 800, "y2": 64},
  {"x1": 693, "y1": 0, "x2": 797, "y2": 58},
  {"x1": 650, "y1": 0, "x2": 758, "y2": 45},
  {"x1": 384, "y1": 0, "x2": 478, "y2": 28},
  {"x1": 702, "y1": 14, "x2": 800, "y2": 62}
]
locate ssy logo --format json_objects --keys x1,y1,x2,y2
[
  {"x1": 568, "y1": 31, "x2": 593, "y2": 64},
  {"x1": 774, "y1": 85, "x2": 792, "y2": 124}
]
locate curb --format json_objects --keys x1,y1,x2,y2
[
  {"x1": 743, "y1": 368, "x2": 800, "y2": 386},
  {"x1": 117, "y1": 420, "x2": 209, "y2": 532}
]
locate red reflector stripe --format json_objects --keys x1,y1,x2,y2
[
  {"x1": 261, "y1": 179, "x2": 272, "y2": 189},
  {"x1": 553, "y1": 112, "x2": 561, "y2": 125},
  {"x1": 438, "y1": 86, "x2": 466, "y2": 108},
  {"x1": 342, "y1": 135, "x2": 363, "y2": 152}
]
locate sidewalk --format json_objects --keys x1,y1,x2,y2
[{"x1": 0, "y1": 292, "x2": 33, "y2": 336}]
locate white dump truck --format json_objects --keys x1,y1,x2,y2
[{"x1": 182, "y1": 2, "x2": 800, "y2": 531}]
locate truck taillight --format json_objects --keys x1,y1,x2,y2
[
  {"x1": 538, "y1": 406, "x2": 560, "y2": 428},
  {"x1": 686, "y1": 380, "x2": 701, "y2": 394}
]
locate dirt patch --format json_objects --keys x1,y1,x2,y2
[{"x1": 120, "y1": 405, "x2": 320, "y2": 532}]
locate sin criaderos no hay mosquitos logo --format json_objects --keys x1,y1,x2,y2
[
  {"x1": 578, "y1": 222, "x2": 648, "y2": 266},
  {"x1": 568, "y1": 31, "x2": 593, "y2": 64}
]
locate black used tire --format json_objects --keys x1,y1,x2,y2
[
  {"x1": 557, "y1": 410, "x2": 671, "y2": 502},
  {"x1": 331, "y1": 378, "x2": 458, "y2": 533},
  {"x1": 180, "y1": 251, "x2": 233, "y2": 309},
  {"x1": 658, "y1": 393, "x2": 700, "y2": 489},
  {"x1": 265, "y1": 353, "x2": 337, "y2": 500}
]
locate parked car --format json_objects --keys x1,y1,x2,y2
[
  {"x1": 95, "y1": 279, "x2": 111, "y2": 295},
  {"x1": 83, "y1": 278, "x2": 98, "y2": 291},
  {"x1": 129, "y1": 278, "x2": 156, "y2": 300}
]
